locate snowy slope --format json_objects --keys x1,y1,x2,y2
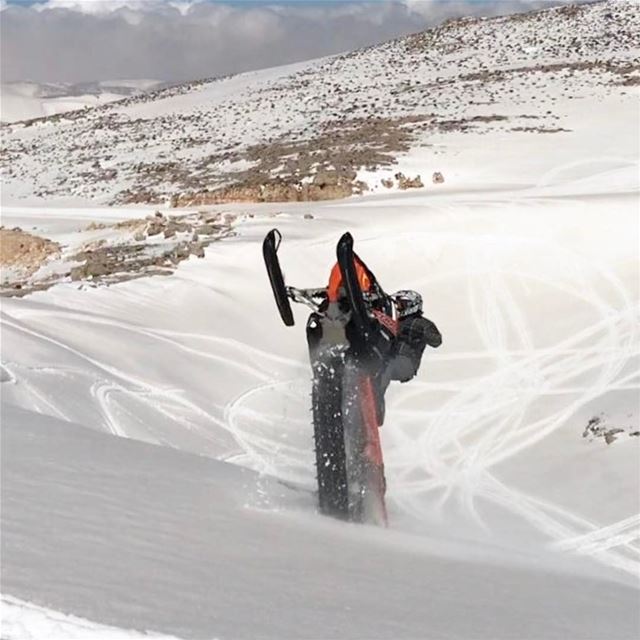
[
  {"x1": 0, "y1": 81, "x2": 164, "y2": 124},
  {"x1": 2, "y1": 404, "x2": 639, "y2": 640},
  {"x1": 1, "y1": 596, "x2": 181, "y2": 640},
  {"x1": 1, "y1": 0, "x2": 638, "y2": 204},
  {"x1": 2, "y1": 167, "x2": 639, "y2": 637},
  {"x1": 1, "y1": 1, "x2": 639, "y2": 638}
]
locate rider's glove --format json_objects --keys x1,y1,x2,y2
[{"x1": 358, "y1": 324, "x2": 395, "y2": 373}]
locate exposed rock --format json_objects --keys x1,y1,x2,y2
[
  {"x1": 582, "y1": 415, "x2": 638, "y2": 446},
  {"x1": 86, "y1": 261, "x2": 110, "y2": 278},
  {"x1": 312, "y1": 170, "x2": 339, "y2": 187},
  {"x1": 121, "y1": 114, "x2": 427, "y2": 206},
  {"x1": 86, "y1": 222, "x2": 108, "y2": 231},
  {"x1": 2, "y1": 210, "x2": 238, "y2": 297},
  {"x1": 146, "y1": 222, "x2": 163, "y2": 236},
  {"x1": 381, "y1": 178, "x2": 394, "y2": 189},
  {"x1": 0, "y1": 228, "x2": 60, "y2": 277},
  {"x1": 395, "y1": 172, "x2": 424, "y2": 190},
  {"x1": 191, "y1": 244, "x2": 206, "y2": 258},
  {"x1": 173, "y1": 244, "x2": 191, "y2": 260},
  {"x1": 432, "y1": 172, "x2": 445, "y2": 184},
  {"x1": 604, "y1": 429, "x2": 625, "y2": 445},
  {"x1": 511, "y1": 126, "x2": 571, "y2": 133},
  {"x1": 170, "y1": 177, "x2": 356, "y2": 207},
  {"x1": 70, "y1": 265, "x2": 86, "y2": 281}
]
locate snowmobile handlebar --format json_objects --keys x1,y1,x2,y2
[
  {"x1": 286, "y1": 286, "x2": 327, "y2": 312},
  {"x1": 263, "y1": 227, "x2": 387, "y2": 329},
  {"x1": 286, "y1": 286, "x2": 386, "y2": 311}
]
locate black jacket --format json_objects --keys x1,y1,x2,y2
[{"x1": 387, "y1": 313, "x2": 442, "y2": 382}]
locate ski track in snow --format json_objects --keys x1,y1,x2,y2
[
  {"x1": 217, "y1": 200, "x2": 640, "y2": 577},
  {"x1": 383, "y1": 223, "x2": 640, "y2": 576},
  {"x1": 0, "y1": 596, "x2": 185, "y2": 640},
  {"x1": 2, "y1": 190, "x2": 638, "y2": 582},
  {"x1": 1, "y1": 312, "x2": 285, "y2": 445}
]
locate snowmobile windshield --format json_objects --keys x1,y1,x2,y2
[{"x1": 326, "y1": 254, "x2": 385, "y2": 304}]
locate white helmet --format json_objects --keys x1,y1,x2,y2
[{"x1": 393, "y1": 290, "x2": 423, "y2": 318}]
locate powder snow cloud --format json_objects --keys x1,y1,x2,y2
[{"x1": 1, "y1": 1, "x2": 573, "y2": 84}]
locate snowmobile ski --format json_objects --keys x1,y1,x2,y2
[
  {"x1": 336, "y1": 232, "x2": 373, "y2": 348},
  {"x1": 263, "y1": 229, "x2": 295, "y2": 327}
]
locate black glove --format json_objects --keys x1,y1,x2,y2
[
  {"x1": 387, "y1": 350, "x2": 417, "y2": 383},
  {"x1": 349, "y1": 322, "x2": 394, "y2": 373},
  {"x1": 387, "y1": 315, "x2": 442, "y2": 382}
]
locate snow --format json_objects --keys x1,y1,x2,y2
[
  {"x1": 2, "y1": 162, "x2": 639, "y2": 637},
  {"x1": 1, "y1": 596, "x2": 184, "y2": 640},
  {"x1": 2, "y1": 406, "x2": 638, "y2": 639},
  {"x1": 1, "y1": 1, "x2": 639, "y2": 637},
  {"x1": 2, "y1": 0, "x2": 638, "y2": 204},
  {"x1": 0, "y1": 80, "x2": 167, "y2": 124}
]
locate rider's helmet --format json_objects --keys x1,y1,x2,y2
[{"x1": 392, "y1": 290, "x2": 423, "y2": 318}]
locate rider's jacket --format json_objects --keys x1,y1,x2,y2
[{"x1": 387, "y1": 313, "x2": 442, "y2": 383}]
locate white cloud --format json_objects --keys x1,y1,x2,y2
[
  {"x1": 32, "y1": 0, "x2": 178, "y2": 14},
  {"x1": 167, "y1": 1, "x2": 198, "y2": 17},
  {"x1": 1, "y1": 1, "x2": 578, "y2": 84}
]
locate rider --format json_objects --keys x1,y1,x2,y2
[
  {"x1": 369, "y1": 289, "x2": 442, "y2": 423},
  {"x1": 386, "y1": 290, "x2": 442, "y2": 382},
  {"x1": 306, "y1": 266, "x2": 442, "y2": 424}
]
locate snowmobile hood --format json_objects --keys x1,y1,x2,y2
[{"x1": 327, "y1": 257, "x2": 372, "y2": 302}]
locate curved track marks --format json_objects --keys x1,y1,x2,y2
[
  {"x1": 2, "y1": 193, "x2": 638, "y2": 580},
  {"x1": 383, "y1": 230, "x2": 639, "y2": 576}
]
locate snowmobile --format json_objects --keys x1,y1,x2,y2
[{"x1": 263, "y1": 229, "x2": 397, "y2": 526}]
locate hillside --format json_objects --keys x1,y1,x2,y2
[
  {"x1": 1, "y1": 1, "x2": 639, "y2": 638},
  {"x1": 1, "y1": 0, "x2": 638, "y2": 205},
  {"x1": 0, "y1": 80, "x2": 165, "y2": 124}
]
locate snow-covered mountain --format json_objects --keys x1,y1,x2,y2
[
  {"x1": 0, "y1": 80, "x2": 165, "y2": 124},
  {"x1": 1, "y1": 1, "x2": 639, "y2": 638},
  {"x1": 1, "y1": 0, "x2": 638, "y2": 205}
]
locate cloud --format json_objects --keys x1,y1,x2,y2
[
  {"x1": 33, "y1": 1, "x2": 184, "y2": 14},
  {"x1": 1, "y1": 1, "x2": 575, "y2": 84}
]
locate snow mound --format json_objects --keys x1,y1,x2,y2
[
  {"x1": 1, "y1": 596, "x2": 184, "y2": 640},
  {"x1": 2, "y1": 404, "x2": 638, "y2": 639}
]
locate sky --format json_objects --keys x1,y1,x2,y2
[{"x1": 0, "y1": 1, "x2": 574, "y2": 84}]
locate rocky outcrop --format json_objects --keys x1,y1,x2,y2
[
  {"x1": 395, "y1": 172, "x2": 424, "y2": 190},
  {"x1": 69, "y1": 211, "x2": 232, "y2": 285},
  {"x1": 0, "y1": 227, "x2": 60, "y2": 280},
  {"x1": 582, "y1": 415, "x2": 640, "y2": 445},
  {"x1": 1, "y1": 212, "x2": 235, "y2": 297},
  {"x1": 169, "y1": 170, "x2": 366, "y2": 207}
]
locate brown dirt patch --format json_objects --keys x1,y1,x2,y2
[
  {"x1": 0, "y1": 228, "x2": 60, "y2": 275},
  {"x1": 1, "y1": 211, "x2": 236, "y2": 297},
  {"x1": 115, "y1": 114, "x2": 430, "y2": 206}
]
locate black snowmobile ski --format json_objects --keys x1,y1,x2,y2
[
  {"x1": 336, "y1": 232, "x2": 373, "y2": 348},
  {"x1": 263, "y1": 229, "x2": 295, "y2": 327},
  {"x1": 336, "y1": 232, "x2": 388, "y2": 526}
]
